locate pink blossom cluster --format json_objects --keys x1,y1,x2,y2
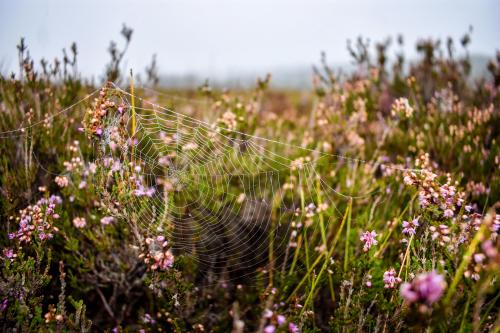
[
  {"x1": 360, "y1": 230, "x2": 378, "y2": 252},
  {"x1": 429, "y1": 224, "x2": 451, "y2": 246},
  {"x1": 402, "y1": 217, "x2": 419, "y2": 235},
  {"x1": 403, "y1": 154, "x2": 465, "y2": 219},
  {"x1": 83, "y1": 85, "x2": 127, "y2": 138},
  {"x1": 55, "y1": 175, "x2": 69, "y2": 188},
  {"x1": 400, "y1": 271, "x2": 446, "y2": 305},
  {"x1": 465, "y1": 239, "x2": 500, "y2": 280},
  {"x1": 261, "y1": 307, "x2": 299, "y2": 333},
  {"x1": 139, "y1": 236, "x2": 174, "y2": 271},
  {"x1": 383, "y1": 268, "x2": 402, "y2": 289},
  {"x1": 72, "y1": 217, "x2": 86, "y2": 228},
  {"x1": 8, "y1": 195, "x2": 62, "y2": 243},
  {"x1": 129, "y1": 164, "x2": 155, "y2": 197}
]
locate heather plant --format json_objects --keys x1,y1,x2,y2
[{"x1": 0, "y1": 27, "x2": 499, "y2": 333}]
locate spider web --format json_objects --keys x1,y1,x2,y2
[{"x1": 92, "y1": 84, "x2": 391, "y2": 286}]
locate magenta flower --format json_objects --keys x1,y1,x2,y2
[
  {"x1": 400, "y1": 271, "x2": 446, "y2": 305},
  {"x1": 360, "y1": 230, "x2": 378, "y2": 252}
]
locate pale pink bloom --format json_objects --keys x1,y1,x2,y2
[
  {"x1": 263, "y1": 309, "x2": 273, "y2": 318},
  {"x1": 264, "y1": 325, "x2": 276, "y2": 333},
  {"x1": 72, "y1": 217, "x2": 86, "y2": 228},
  {"x1": 100, "y1": 216, "x2": 115, "y2": 225},
  {"x1": 277, "y1": 314, "x2": 286, "y2": 326},
  {"x1": 443, "y1": 209, "x2": 454, "y2": 218},
  {"x1": 55, "y1": 176, "x2": 69, "y2": 188}
]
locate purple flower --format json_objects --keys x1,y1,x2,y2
[
  {"x1": 277, "y1": 314, "x2": 286, "y2": 326},
  {"x1": 360, "y1": 230, "x2": 378, "y2": 252},
  {"x1": 100, "y1": 216, "x2": 115, "y2": 225},
  {"x1": 0, "y1": 298, "x2": 8, "y2": 312},
  {"x1": 402, "y1": 217, "x2": 419, "y2": 235},
  {"x1": 3, "y1": 248, "x2": 14, "y2": 259},
  {"x1": 443, "y1": 209, "x2": 454, "y2": 218},
  {"x1": 142, "y1": 313, "x2": 156, "y2": 324},
  {"x1": 264, "y1": 325, "x2": 276, "y2": 333},
  {"x1": 288, "y1": 322, "x2": 299, "y2": 333},
  {"x1": 400, "y1": 271, "x2": 446, "y2": 305},
  {"x1": 383, "y1": 268, "x2": 402, "y2": 288}
]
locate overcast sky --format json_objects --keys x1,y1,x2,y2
[{"x1": 0, "y1": 0, "x2": 499, "y2": 80}]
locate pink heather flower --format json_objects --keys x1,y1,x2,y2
[
  {"x1": 400, "y1": 271, "x2": 446, "y2": 305},
  {"x1": 288, "y1": 322, "x2": 299, "y2": 333},
  {"x1": 482, "y1": 240, "x2": 498, "y2": 259},
  {"x1": 402, "y1": 217, "x2": 419, "y2": 235},
  {"x1": 158, "y1": 250, "x2": 175, "y2": 269},
  {"x1": 142, "y1": 237, "x2": 175, "y2": 271},
  {"x1": 111, "y1": 160, "x2": 121, "y2": 172},
  {"x1": 383, "y1": 268, "x2": 402, "y2": 288},
  {"x1": 263, "y1": 309, "x2": 273, "y2": 318},
  {"x1": 0, "y1": 299, "x2": 7, "y2": 312},
  {"x1": 264, "y1": 325, "x2": 276, "y2": 333},
  {"x1": 142, "y1": 313, "x2": 156, "y2": 324},
  {"x1": 88, "y1": 163, "x2": 97, "y2": 174},
  {"x1": 3, "y1": 248, "x2": 14, "y2": 260},
  {"x1": 100, "y1": 216, "x2": 115, "y2": 225},
  {"x1": 443, "y1": 209, "x2": 454, "y2": 218},
  {"x1": 360, "y1": 230, "x2": 378, "y2": 252},
  {"x1": 277, "y1": 314, "x2": 286, "y2": 326},
  {"x1": 54, "y1": 176, "x2": 69, "y2": 188},
  {"x1": 365, "y1": 274, "x2": 372, "y2": 288},
  {"x1": 473, "y1": 253, "x2": 485, "y2": 264},
  {"x1": 78, "y1": 181, "x2": 87, "y2": 189},
  {"x1": 72, "y1": 217, "x2": 86, "y2": 228}
]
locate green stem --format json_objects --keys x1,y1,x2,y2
[{"x1": 343, "y1": 197, "x2": 353, "y2": 272}]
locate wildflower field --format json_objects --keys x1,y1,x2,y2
[{"x1": 0, "y1": 29, "x2": 499, "y2": 332}]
